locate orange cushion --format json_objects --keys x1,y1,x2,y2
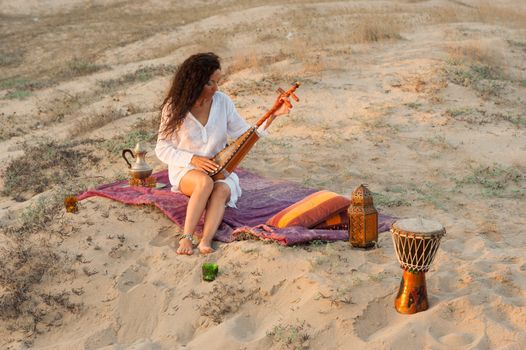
[
  {"x1": 266, "y1": 190, "x2": 351, "y2": 228},
  {"x1": 313, "y1": 210, "x2": 349, "y2": 230}
]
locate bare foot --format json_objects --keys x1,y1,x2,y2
[
  {"x1": 198, "y1": 242, "x2": 215, "y2": 254},
  {"x1": 176, "y1": 237, "x2": 194, "y2": 255}
]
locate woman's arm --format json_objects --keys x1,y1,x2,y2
[
  {"x1": 225, "y1": 95, "x2": 251, "y2": 139},
  {"x1": 155, "y1": 138, "x2": 194, "y2": 167},
  {"x1": 155, "y1": 103, "x2": 194, "y2": 167}
]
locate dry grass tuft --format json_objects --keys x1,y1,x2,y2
[
  {"x1": 290, "y1": 10, "x2": 404, "y2": 49},
  {"x1": 477, "y1": 2, "x2": 526, "y2": 27},
  {"x1": 225, "y1": 51, "x2": 289, "y2": 75},
  {"x1": 351, "y1": 15, "x2": 403, "y2": 43},
  {"x1": 197, "y1": 280, "x2": 263, "y2": 324},
  {"x1": 447, "y1": 42, "x2": 503, "y2": 70},
  {"x1": 426, "y1": 2, "x2": 526, "y2": 27}
]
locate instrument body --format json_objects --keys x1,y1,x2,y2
[
  {"x1": 211, "y1": 127, "x2": 260, "y2": 181},
  {"x1": 390, "y1": 218, "x2": 445, "y2": 314},
  {"x1": 209, "y1": 82, "x2": 300, "y2": 181}
]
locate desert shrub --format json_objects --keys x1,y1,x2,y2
[
  {"x1": 2, "y1": 139, "x2": 100, "y2": 199},
  {"x1": 103, "y1": 129, "x2": 157, "y2": 155},
  {"x1": 0, "y1": 217, "x2": 82, "y2": 346},
  {"x1": 0, "y1": 50, "x2": 23, "y2": 67},
  {"x1": 0, "y1": 235, "x2": 58, "y2": 319},
  {"x1": 455, "y1": 164, "x2": 525, "y2": 197},
  {"x1": 267, "y1": 321, "x2": 312, "y2": 349},
  {"x1": 61, "y1": 59, "x2": 109, "y2": 78},
  {"x1": 69, "y1": 109, "x2": 127, "y2": 138},
  {"x1": 96, "y1": 64, "x2": 176, "y2": 91},
  {"x1": 4, "y1": 90, "x2": 32, "y2": 100},
  {"x1": 444, "y1": 42, "x2": 508, "y2": 98},
  {"x1": 445, "y1": 58, "x2": 502, "y2": 83},
  {"x1": 445, "y1": 58, "x2": 504, "y2": 98},
  {"x1": 69, "y1": 104, "x2": 153, "y2": 138},
  {"x1": 373, "y1": 191, "x2": 411, "y2": 208},
  {"x1": 1, "y1": 77, "x2": 55, "y2": 100}
]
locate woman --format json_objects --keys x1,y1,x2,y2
[{"x1": 155, "y1": 52, "x2": 289, "y2": 255}]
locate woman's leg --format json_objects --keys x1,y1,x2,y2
[
  {"x1": 198, "y1": 182, "x2": 231, "y2": 254},
  {"x1": 178, "y1": 170, "x2": 214, "y2": 255}
]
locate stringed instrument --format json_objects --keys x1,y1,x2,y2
[{"x1": 209, "y1": 82, "x2": 300, "y2": 181}]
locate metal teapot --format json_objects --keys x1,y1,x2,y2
[{"x1": 122, "y1": 142, "x2": 153, "y2": 179}]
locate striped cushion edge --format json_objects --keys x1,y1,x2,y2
[{"x1": 266, "y1": 190, "x2": 351, "y2": 228}]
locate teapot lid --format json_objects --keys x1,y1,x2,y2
[{"x1": 134, "y1": 142, "x2": 147, "y2": 154}]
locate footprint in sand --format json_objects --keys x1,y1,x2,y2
[
  {"x1": 428, "y1": 325, "x2": 485, "y2": 349},
  {"x1": 432, "y1": 270, "x2": 464, "y2": 294},
  {"x1": 116, "y1": 263, "x2": 148, "y2": 292},
  {"x1": 364, "y1": 248, "x2": 392, "y2": 265},
  {"x1": 149, "y1": 226, "x2": 176, "y2": 247},
  {"x1": 427, "y1": 299, "x2": 487, "y2": 348},
  {"x1": 478, "y1": 224, "x2": 504, "y2": 243},
  {"x1": 116, "y1": 283, "x2": 166, "y2": 342},
  {"x1": 438, "y1": 333, "x2": 474, "y2": 347},
  {"x1": 353, "y1": 294, "x2": 396, "y2": 341},
  {"x1": 83, "y1": 327, "x2": 117, "y2": 350},
  {"x1": 96, "y1": 338, "x2": 162, "y2": 349},
  {"x1": 227, "y1": 313, "x2": 260, "y2": 342}
]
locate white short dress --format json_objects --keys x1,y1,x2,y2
[{"x1": 155, "y1": 92, "x2": 251, "y2": 208}]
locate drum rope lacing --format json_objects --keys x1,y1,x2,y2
[{"x1": 391, "y1": 232, "x2": 444, "y2": 272}]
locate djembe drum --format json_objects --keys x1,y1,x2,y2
[{"x1": 390, "y1": 218, "x2": 445, "y2": 314}]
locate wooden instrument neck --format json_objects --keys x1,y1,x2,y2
[{"x1": 255, "y1": 82, "x2": 300, "y2": 127}]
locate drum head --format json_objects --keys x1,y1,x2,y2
[{"x1": 392, "y1": 218, "x2": 445, "y2": 237}]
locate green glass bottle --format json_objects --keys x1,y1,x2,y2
[{"x1": 202, "y1": 263, "x2": 219, "y2": 282}]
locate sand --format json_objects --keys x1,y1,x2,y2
[{"x1": 0, "y1": 0, "x2": 525, "y2": 349}]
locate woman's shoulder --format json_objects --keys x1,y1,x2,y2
[{"x1": 214, "y1": 91, "x2": 233, "y2": 105}]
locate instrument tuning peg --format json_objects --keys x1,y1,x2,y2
[
  {"x1": 276, "y1": 87, "x2": 285, "y2": 94},
  {"x1": 290, "y1": 92, "x2": 299, "y2": 102}
]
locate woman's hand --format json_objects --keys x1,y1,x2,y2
[
  {"x1": 265, "y1": 101, "x2": 292, "y2": 129},
  {"x1": 274, "y1": 99, "x2": 292, "y2": 117},
  {"x1": 191, "y1": 155, "x2": 220, "y2": 174}
]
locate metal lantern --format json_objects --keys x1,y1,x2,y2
[{"x1": 348, "y1": 184, "x2": 378, "y2": 248}]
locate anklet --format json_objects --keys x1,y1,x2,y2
[{"x1": 180, "y1": 233, "x2": 197, "y2": 245}]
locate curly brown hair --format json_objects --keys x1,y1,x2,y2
[{"x1": 160, "y1": 52, "x2": 221, "y2": 138}]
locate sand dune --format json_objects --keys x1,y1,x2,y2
[{"x1": 1, "y1": 0, "x2": 525, "y2": 349}]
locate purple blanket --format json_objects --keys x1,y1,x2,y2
[{"x1": 77, "y1": 169, "x2": 395, "y2": 245}]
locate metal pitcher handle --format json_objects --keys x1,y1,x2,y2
[{"x1": 122, "y1": 149, "x2": 134, "y2": 168}]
